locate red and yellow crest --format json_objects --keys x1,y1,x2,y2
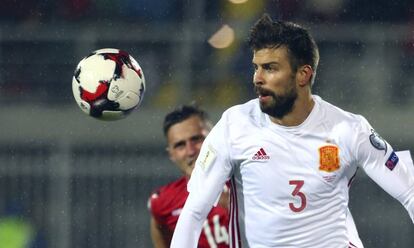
[{"x1": 318, "y1": 145, "x2": 340, "y2": 172}]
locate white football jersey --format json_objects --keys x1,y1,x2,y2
[{"x1": 171, "y1": 96, "x2": 414, "y2": 248}]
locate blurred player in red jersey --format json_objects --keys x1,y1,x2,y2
[
  {"x1": 170, "y1": 15, "x2": 414, "y2": 248},
  {"x1": 148, "y1": 105, "x2": 230, "y2": 248}
]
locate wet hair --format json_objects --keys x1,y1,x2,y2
[
  {"x1": 248, "y1": 14, "x2": 320, "y2": 85},
  {"x1": 163, "y1": 105, "x2": 210, "y2": 136}
]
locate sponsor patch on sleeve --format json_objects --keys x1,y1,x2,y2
[
  {"x1": 385, "y1": 151, "x2": 399, "y2": 171},
  {"x1": 369, "y1": 129, "x2": 387, "y2": 154},
  {"x1": 197, "y1": 145, "x2": 217, "y2": 171}
]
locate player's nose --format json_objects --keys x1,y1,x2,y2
[
  {"x1": 185, "y1": 141, "x2": 198, "y2": 156},
  {"x1": 253, "y1": 68, "x2": 264, "y2": 85}
]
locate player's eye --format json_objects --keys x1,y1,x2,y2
[
  {"x1": 173, "y1": 141, "x2": 186, "y2": 150},
  {"x1": 191, "y1": 135, "x2": 205, "y2": 144},
  {"x1": 262, "y1": 63, "x2": 278, "y2": 72},
  {"x1": 252, "y1": 64, "x2": 258, "y2": 71},
  {"x1": 263, "y1": 64, "x2": 273, "y2": 71}
]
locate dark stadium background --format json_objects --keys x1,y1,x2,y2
[{"x1": 0, "y1": 1, "x2": 413, "y2": 247}]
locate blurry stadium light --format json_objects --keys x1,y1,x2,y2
[
  {"x1": 208, "y1": 24, "x2": 235, "y2": 49},
  {"x1": 228, "y1": 0, "x2": 249, "y2": 4}
]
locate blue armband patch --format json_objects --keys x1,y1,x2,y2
[{"x1": 385, "y1": 151, "x2": 399, "y2": 171}]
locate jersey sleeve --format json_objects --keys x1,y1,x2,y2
[
  {"x1": 148, "y1": 191, "x2": 164, "y2": 224},
  {"x1": 170, "y1": 112, "x2": 233, "y2": 248},
  {"x1": 354, "y1": 116, "x2": 414, "y2": 222}
]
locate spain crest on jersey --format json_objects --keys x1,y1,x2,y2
[{"x1": 319, "y1": 145, "x2": 340, "y2": 172}]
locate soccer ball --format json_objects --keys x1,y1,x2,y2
[{"x1": 72, "y1": 48, "x2": 145, "y2": 120}]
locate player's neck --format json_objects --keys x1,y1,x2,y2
[{"x1": 269, "y1": 94, "x2": 315, "y2": 127}]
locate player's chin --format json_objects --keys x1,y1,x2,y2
[
  {"x1": 187, "y1": 163, "x2": 195, "y2": 172},
  {"x1": 259, "y1": 100, "x2": 273, "y2": 113},
  {"x1": 185, "y1": 168, "x2": 194, "y2": 178}
]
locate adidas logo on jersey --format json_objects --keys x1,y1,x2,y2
[{"x1": 252, "y1": 148, "x2": 270, "y2": 160}]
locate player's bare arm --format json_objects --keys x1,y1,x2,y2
[{"x1": 150, "y1": 216, "x2": 171, "y2": 248}]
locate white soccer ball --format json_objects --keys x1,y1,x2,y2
[{"x1": 72, "y1": 48, "x2": 145, "y2": 120}]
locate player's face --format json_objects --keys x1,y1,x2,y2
[
  {"x1": 252, "y1": 46, "x2": 298, "y2": 119},
  {"x1": 166, "y1": 115, "x2": 209, "y2": 178}
]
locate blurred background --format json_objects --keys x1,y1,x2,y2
[{"x1": 0, "y1": 0, "x2": 414, "y2": 247}]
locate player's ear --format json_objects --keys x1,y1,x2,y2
[
  {"x1": 166, "y1": 146, "x2": 176, "y2": 162},
  {"x1": 297, "y1": 65, "x2": 313, "y2": 87},
  {"x1": 165, "y1": 145, "x2": 174, "y2": 159}
]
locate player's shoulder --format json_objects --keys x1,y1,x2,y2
[
  {"x1": 222, "y1": 99, "x2": 263, "y2": 125},
  {"x1": 148, "y1": 177, "x2": 187, "y2": 211},
  {"x1": 316, "y1": 95, "x2": 366, "y2": 126},
  {"x1": 225, "y1": 98, "x2": 259, "y2": 116}
]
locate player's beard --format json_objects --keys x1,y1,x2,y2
[{"x1": 255, "y1": 83, "x2": 298, "y2": 119}]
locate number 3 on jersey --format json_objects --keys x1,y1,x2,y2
[{"x1": 289, "y1": 180, "x2": 307, "y2": 212}]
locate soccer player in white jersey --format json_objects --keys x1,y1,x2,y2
[{"x1": 170, "y1": 14, "x2": 414, "y2": 248}]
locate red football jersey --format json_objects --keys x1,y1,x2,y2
[{"x1": 149, "y1": 176, "x2": 229, "y2": 248}]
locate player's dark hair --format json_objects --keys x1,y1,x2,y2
[
  {"x1": 248, "y1": 14, "x2": 320, "y2": 85},
  {"x1": 163, "y1": 105, "x2": 210, "y2": 137}
]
